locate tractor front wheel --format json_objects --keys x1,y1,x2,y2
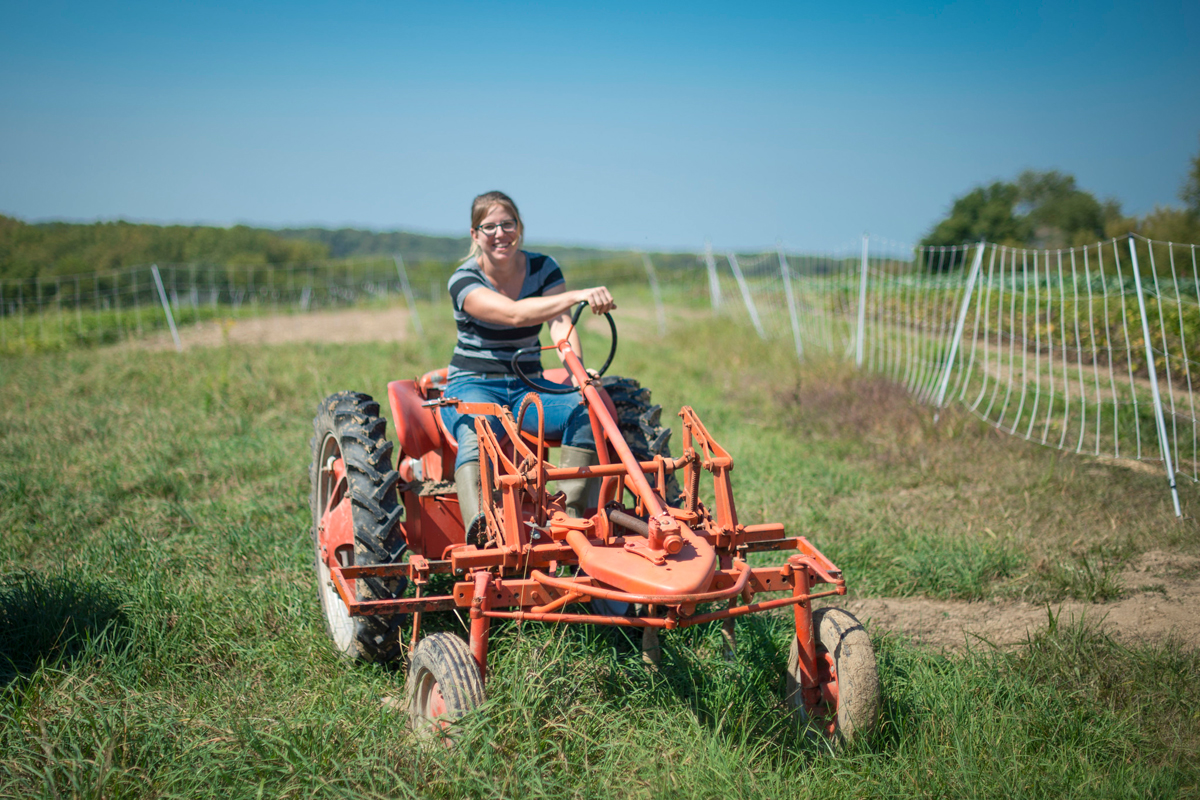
[
  {"x1": 406, "y1": 632, "x2": 485, "y2": 738},
  {"x1": 786, "y1": 606, "x2": 879, "y2": 743}
]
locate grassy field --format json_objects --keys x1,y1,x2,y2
[{"x1": 1, "y1": 302, "x2": 1198, "y2": 798}]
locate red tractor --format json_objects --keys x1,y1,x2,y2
[{"x1": 310, "y1": 305, "x2": 878, "y2": 740}]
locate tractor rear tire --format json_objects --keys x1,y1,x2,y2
[
  {"x1": 406, "y1": 632, "x2": 485, "y2": 738},
  {"x1": 786, "y1": 607, "x2": 879, "y2": 743},
  {"x1": 310, "y1": 391, "x2": 407, "y2": 662},
  {"x1": 599, "y1": 376, "x2": 683, "y2": 505}
]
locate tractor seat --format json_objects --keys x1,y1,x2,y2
[{"x1": 387, "y1": 368, "x2": 571, "y2": 482}]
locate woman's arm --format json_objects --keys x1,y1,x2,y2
[
  {"x1": 462, "y1": 282, "x2": 615, "y2": 328},
  {"x1": 546, "y1": 287, "x2": 584, "y2": 367}
]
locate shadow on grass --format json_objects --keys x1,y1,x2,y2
[{"x1": 0, "y1": 569, "x2": 129, "y2": 686}]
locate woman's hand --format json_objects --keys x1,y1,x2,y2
[
  {"x1": 569, "y1": 368, "x2": 601, "y2": 387},
  {"x1": 574, "y1": 286, "x2": 616, "y2": 315}
]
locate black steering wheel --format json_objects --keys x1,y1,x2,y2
[{"x1": 511, "y1": 302, "x2": 617, "y2": 394}]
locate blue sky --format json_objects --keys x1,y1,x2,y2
[{"x1": 1, "y1": 1, "x2": 1197, "y2": 251}]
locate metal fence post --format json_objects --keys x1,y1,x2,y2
[
  {"x1": 152, "y1": 264, "x2": 183, "y2": 353},
  {"x1": 133, "y1": 269, "x2": 143, "y2": 335},
  {"x1": 727, "y1": 252, "x2": 765, "y2": 339},
  {"x1": 704, "y1": 243, "x2": 722, "y2": 312},
  {"x1": 933, "y1": 241, "x2": 987, "y2": 416},
  {"x1": 36, "y1": 278, "x2": 46, "y2": 343},
  {"x1": 641, "y1": 253, "x2": 667, "y2": 336},
  {"x1": 777, "y1": 246, "x2": 803, "y2": 359},
  {"x1": 855, "y1": 234, "x2": 869, "y2": 367},
  {"x1": 394, "y1": 253, "x2": 424, "y2": 336},
  {"x1": 113, "y1": 271, "x2": 123, "y2": 340},
  {"x1": 1128, "y1": 236, "x2": 1183, "y2": 517},
  {"x1": 56, "y1": 276, "x2": 64, "y2": 340}
]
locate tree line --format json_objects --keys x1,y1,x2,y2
[
  {"x1": 0, "y1": 218, "x2": 330, "y2": 283},
  {"x1": 0, "y1": 216, "x2": 686, "y2": 285},
  {"x1": 922, "y1": 138, "x2": 1200, "y2": 254}
]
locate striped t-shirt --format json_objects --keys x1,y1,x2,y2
[{"x1": 447, "y1": 252, "x2": 566, "y2": 374}]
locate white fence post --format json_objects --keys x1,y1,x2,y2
[
  {"x1": 855, "y1": 234, "x2": 869, "y2": 367},
  {"x1": 704, "y1": 243, "x2": 722, "y2": 312},
  {"x1": 393, "y1": 253, "x2": 424, "y2": 337},
  {"x1": 151, "y1": 264, "x2": 183, "y2": 353},
  {"x1": 641, "y1": 253, "x2": 667, "y2": 336},
  {"x1": 727, "y1": 252, "x2": 765, "y2": 340},
  {"x1": 933, "y1": 241, "x2": 986, "y2": 415},
  {"x1": 1128, "y1": 236, "x2": 1183, "y2": 517},
  {"x1": 777, "y1": 246, "x2": 803, "y2": 359}
]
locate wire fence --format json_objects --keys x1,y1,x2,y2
[
  {"x1": 3, "y1": 233, "x2": 1196, "y2": 513},
  {"x1": 651, "y1": 234, "x2": 1197, "y2": 516},
  {"x1": 0, "y1": 257, "x2": 427, "y2": 352}
]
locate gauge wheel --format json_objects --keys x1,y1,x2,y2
[
  {"x1": 406, "y1": 632, "x2": 485, "y2": 739},
  {"x1": 786, "y1": 606, "x2": 879, "y2": 743}
]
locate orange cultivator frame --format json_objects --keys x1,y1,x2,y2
[{"x1": 313, "y1": 307, "x2": 874, "y2": 738}]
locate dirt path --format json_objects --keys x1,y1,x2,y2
[
  {"x1": 829, "y1": 550, "x2": 1200, "y2": 651},
  {"x1": 132, "y1": 306, "x2": 413, "y2": 350}
]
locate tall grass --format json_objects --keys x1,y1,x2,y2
[{"x1": 1, "y1": 302, "x2": 1197, "y2": 796}]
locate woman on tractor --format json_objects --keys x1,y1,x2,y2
[{"x1": 443, "y1": 190, "x2": 617, "y2": 529}]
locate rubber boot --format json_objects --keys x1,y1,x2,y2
[
  {"x1": 557, "y1": 445, "x2": 599, "y2": 519},
  {"x1": 454, "y1": 462, "x2": 482, "y2": 528}
]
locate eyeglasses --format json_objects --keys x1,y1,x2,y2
[{"x1": 476, "y1": 220, "x2": 518, "y2": 236}]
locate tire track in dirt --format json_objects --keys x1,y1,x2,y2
[{"x1": 826, "y1": 550, "x2": 1200, "y2": 651}]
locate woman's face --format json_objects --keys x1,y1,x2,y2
[{"x1": 471, "y1": 204, "x2": 521, "y2": 263}]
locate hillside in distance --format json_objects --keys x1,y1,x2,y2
[
  {"x1": 275, "y1": 226, "x2": 643, "y2": 265},
  {"x1": 0, "y1": 215, "x2": 330, "y2": 281},
  {"x1": 0, "y1": 215, "x2": 685, "y2": 282}
]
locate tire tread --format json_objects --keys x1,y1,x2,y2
[
  {"x1": 785, "y1": 606, "x2": 879, "y2": 743},
  {"x1": 406, "y1": 632, "x2": 485, "y2": 733},
  {"x1": 599, "y1": 376, "x2": 683, "y2": 504},
  {"x1": 310, "y1": 391, "x2": 408, "y2": 662}
]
